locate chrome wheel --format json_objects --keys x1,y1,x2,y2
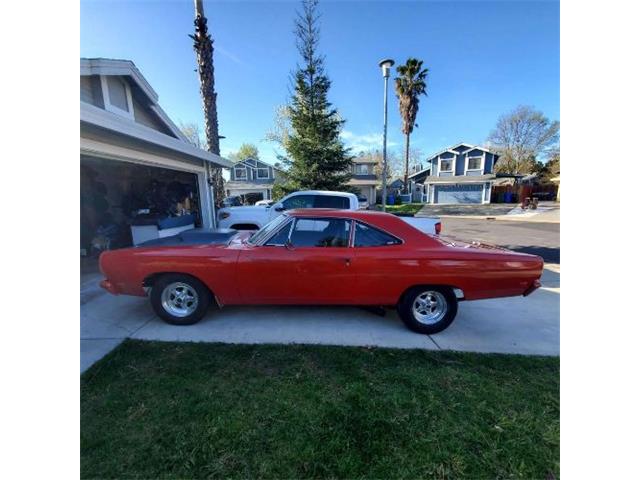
[
  {"x1": 412, "y1": 290, "x2": 447, "y2": 325},
  {"x1": 160, "y1": 282, "x2": 199, "y2": 318}
]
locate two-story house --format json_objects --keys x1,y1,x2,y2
[
  {"x1": 80, "y1": 58, "x2": 231, "y2": 253},
  {"x1": 225, "y1": 158, "x2": 284, "y2": 204},
  {"x1": 347, "y1": 156, "x2": 379, "y2": 204},
  {"x1": 408, "y1": 143, "x2": 500, "y2": 204}
]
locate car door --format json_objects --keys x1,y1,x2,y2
[{"x1": 236, "y1": 216, "x2": 356, "y2": 304}]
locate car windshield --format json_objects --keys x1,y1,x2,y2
[{"x1": 247, "y1": 214, "x2": 290, "y2": 245}]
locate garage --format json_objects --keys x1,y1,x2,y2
[
  {"x1": 434, "y1": 184, "x2": 483, "y2": 204},
  {"x1": 80, "y1": 156, "x2": 206, "y2": 255}
]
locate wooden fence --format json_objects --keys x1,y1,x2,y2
[{"x1": 491, "y1": 184, "x2": 558, "y2": 203}]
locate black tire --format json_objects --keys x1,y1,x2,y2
[
  {"x1": 397, "y1": 286, "x2": 458, "y2": 334},
  {"x1": 150, "y1": 274, "x2": 212, "y2": 325}
]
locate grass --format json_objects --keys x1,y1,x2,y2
[
  {"x1": 81, "y1": 340, "x2": 559, "y2": 479},
  {"x1": 380, "y1": 203, "x2": 425, "y2": 215}
]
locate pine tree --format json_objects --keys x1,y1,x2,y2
[{"x1": 280, "y1": 0, "x2": 352, "y2": 192}]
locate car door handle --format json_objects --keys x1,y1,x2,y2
[{"x1": 343, "y1": 257, "x2": 351, "y2": 266}]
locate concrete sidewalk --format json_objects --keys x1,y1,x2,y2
[{"x1": 81, "y1": 267, "x2": 559, "y2": 372}]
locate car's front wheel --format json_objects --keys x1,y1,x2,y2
[
  {"x1": 397, "y1": 286, "x2": 458, "y2": 334},
  {"x1": 150, "y1": 274, "x2": 212, "y2": 325}
]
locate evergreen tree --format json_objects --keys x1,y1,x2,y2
[{"x1": 280, "y1": 0, "x2": 352, "y2": 191}]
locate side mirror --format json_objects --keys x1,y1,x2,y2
[
  {"x1": 274, "y1": 205, "x2": 285, "y2": 212},
  {"x1": 284, "y1": 239, "x2": 295, "y2": 250}
]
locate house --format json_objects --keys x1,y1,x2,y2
[
  {"x1": 80, "y1": 58, "x2": 232, "y2": 253},
  {"x1": 225, "y1": 158, "x2": 284, "y2": 204},
  {"x1": 347, "y1": 156, "x2": 379, "y2": 204},
  {"x1": 408, "y1": 142, "x2": 500, "y2": 204}
]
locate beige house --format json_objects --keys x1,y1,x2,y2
[{"x1": 347, "y1": 156, "x2": 379, "y2": 204}]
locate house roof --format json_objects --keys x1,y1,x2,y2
[
  {"x1": 353, "y1": 156, "x2": 378, "y2": 164},
  {"x1": 426, "y1": 174, "x2": 496, "y2": 184},
  {"x1": 80, "y1": 58, "x2": 232, "y2": 168},
  {"x1": 347, "y1": 178, "x2": 379, "y2": 186},
  {"x1": 81, "y1": 58, "x2": 188, "y2": 143},
  {"x1": 234, "y1": 157, "x2": 284, "y2": 172},
  {"x1": 81, "y1": 102, "x2": 232, "y2": 168},
  {"x1": 408, "y1": 165, "x2": 432, "y2": 179},
  {"x1": 425, "y1": 142, "x2": 500, "y2": 162}
]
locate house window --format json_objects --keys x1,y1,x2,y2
[
  {"x1": 234, "y1": 167, "x2": 247, "y2": 180},
  {"x1": 355, "y1": 164, "x2": 370, "y2": 175},
  {"x1": 100, "y1": 75, "x2": 134, "y2": 119},
  {"x1": 467, "y1": 156, "x2": 483, "y2": 171},
  {"x1": 439, "y1": 158, "x2": 453, "y2": 173},
  {"x1": 257, "y1": 168, "x2": 270, "y2": 179}
]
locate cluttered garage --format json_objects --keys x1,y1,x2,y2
[{"x1": 80, "y1": 156, "x2": 204, "y2": 256}]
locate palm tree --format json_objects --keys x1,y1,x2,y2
[
  {"x1": 394, "y1": 58, "x2": 429, "y2": 193},
  {"x1": 191, "y1": 0, "x2": 224, "y2": 207}
]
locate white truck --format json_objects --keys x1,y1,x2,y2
[{"x1": 217, "y1": 190, "x2": 441, "y2": 235}]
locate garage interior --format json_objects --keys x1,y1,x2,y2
[{"x1": 80, "y1": 156, "x2": 203, "y2": 259}]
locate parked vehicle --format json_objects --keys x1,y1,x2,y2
[
  {"x1": 357, "y1": 195, "x2": 369, "y2": 210},
  {"x1": 222, "y1": 196, "x2": 242, "y2": 207},
  {"x1": 217, "y1": 190, "x2": 440, "y2": 234},
  {"x1": 100, "y1": 209, "x2": 543, "y2": 335}
]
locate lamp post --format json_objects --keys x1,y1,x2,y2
[{"x1": 379, "y1": 58, "x2": 394, "y2": 212}]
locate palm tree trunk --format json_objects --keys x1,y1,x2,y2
[
  {"x1": 403, "y1": 131, "x2": 410, "y2": 194},
  {"x1": 192, "y1": 0, "x2": 224, "y2": 208}
]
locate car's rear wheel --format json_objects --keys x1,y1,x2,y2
[
  {"x1": 397, "y1": 286, "x2": 458, "y2": 334},
  {"x1": 150, "y1": 274, "x2": 212, "y2": 325}
]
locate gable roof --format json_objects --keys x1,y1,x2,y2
[
  {"x1": 233, "y1": 157, "x2": 284, "y2": 172},
  {"x1": 425, "y1": 142, "x2": 500, "y2": 162},
  {"x1": 80, "y1": 58, "x2": 187, "y2": 142}
]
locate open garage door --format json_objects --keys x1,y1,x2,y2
[
  {"x1": 434, "y1": 184, "x2": 483, "y2": 204},
  {"x1": 81, "y1": 156, "x2": 203, "y2": 255}
]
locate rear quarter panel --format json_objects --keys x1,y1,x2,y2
[{"x1": 352, "y1": 245, "x2": 543, "y2": 304}]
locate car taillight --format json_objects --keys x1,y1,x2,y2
[
  {"x1": 435, "y1": 222, "x2": 441, "y2": 235},
  {"x1": 219, "y1": 211, "x2": 230, "y2": 220}
]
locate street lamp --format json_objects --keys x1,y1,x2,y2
[{"x1": 379, "y1": 58, "x2": 394, "y2": 212}]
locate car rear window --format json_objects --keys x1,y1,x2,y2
[
  {"x1": 313, "y1": 195, "x2": 350, "y2": 209},
  {"x1": 354, "y1": 222, "x2": 402, "y2": 247}
]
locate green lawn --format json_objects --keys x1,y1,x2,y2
[
  {"x1": 81, "y1": 340, "x2": 559, "y2": 479},
  {"x1": 380, "y1": 203, "x2": 425, "y2": 215}
]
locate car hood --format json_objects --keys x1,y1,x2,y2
[{"x1": 137, "y1": 228, "x2": 239, "y2": 247}]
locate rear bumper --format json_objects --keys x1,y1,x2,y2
[
  {"x1": 523, "y1": 279, "x2": 541, "y2": 297},
  {"x1": 100, "y1": 279, "x2": 119, "y2": 295}
]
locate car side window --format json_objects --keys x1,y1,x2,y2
[
  {"x1": 281, "y1": 195, "x2": 314, "y2": 210},
  {"x1": 354, "y1": 222, "x2": 402, "y2": 247},
  {"x1": 264, "y1": 220, "x2": 293, "y2": 246},
  {"x1": 290, "y1": 218, "x2": 350, "y2": 247},
  {"x1": 313, "y1": 195, "x2": 350, "y2": 209}
]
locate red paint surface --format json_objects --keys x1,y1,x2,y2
[{"x1": 99, "y1": 210, "x2": 543, "y2": 306}]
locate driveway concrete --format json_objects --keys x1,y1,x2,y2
[{"x1": 80, "y1": 266, "x2": 559, "y2": 372}]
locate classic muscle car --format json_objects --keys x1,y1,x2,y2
[{"x1": 99, "y1": 209, "x2": 543, "y2": 334}]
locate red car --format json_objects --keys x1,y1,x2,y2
[{"x1": 99, "y1": 209, "x2": 543, "y2": 334}]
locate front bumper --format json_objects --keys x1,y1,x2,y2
[{"x1": 523, "y1": 279, "x2": 541, "y2": 297}]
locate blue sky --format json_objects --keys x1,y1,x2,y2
[{"x1": 81, "y1": 0, "x2": 559, "y2": 164}]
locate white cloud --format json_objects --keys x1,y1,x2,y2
[{"x1": 340, "y1": 130, "x2": 398, "y2": 153}]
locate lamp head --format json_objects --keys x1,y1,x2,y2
[{"x1": 379, "y1": 58, "x2": 395, "y2": 78}]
